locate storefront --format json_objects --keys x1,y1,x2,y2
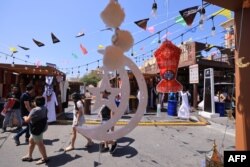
[
  {"x1": 139, "y1": 41, "x2": 234, "y2": 108},
  {"x1": 0, "y1": 63, "x2": 67, "y2": 113}
]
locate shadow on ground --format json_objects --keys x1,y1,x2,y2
[{"x1": 47, "y1": 153, "x2": 82, "y2": 167}]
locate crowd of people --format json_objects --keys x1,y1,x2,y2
[
  {"x1": 1, "y1": 83, "x2": 118, "y2": 165},
  {"x1": 0, "y1": 79, "x2": 235, "y2": 165}
]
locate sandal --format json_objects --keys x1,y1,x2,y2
[
  {"x1": 36, "y1": 158, "x2": 49, "y2": 165},
  {"x1": 21, "y1": 156, "x2": 33, "y2": 162},
  {"x1": 64, "y1": 146, "x2": 74, "y2": 152}
]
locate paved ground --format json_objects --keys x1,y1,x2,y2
[{"x1": 0, "y1": 102, "x2": 235, "y2": 167}]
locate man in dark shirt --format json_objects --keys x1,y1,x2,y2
[
  {"x1": 1, "y1": 85, "x2": 22, "y2": 133},
  {"x1": 13, "y1": 84, "x2": 34, "y2": 146}
]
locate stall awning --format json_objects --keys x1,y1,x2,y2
[{"x1": 0, "y1": 63, "x2": 65, "y2": 76}]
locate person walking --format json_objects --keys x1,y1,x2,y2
[
  {"x1": 64, "y1": 92, "x2": 93, "y2": 152},
  {"x1": 98, "y1": 90, "x2": 117, "y2": 154},
  {"x1": 1, "y1": 85, "x2": 22, "y2": 133},
  {"x1": 13, "y1": 84, "x2": 34, "y2": 146},
  {"x1": 21, "y1": 96, "x2": 49, "y2": 165}
]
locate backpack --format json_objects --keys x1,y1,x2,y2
[
  {"x1": 30, "y1": 117, "x2": 47, "y2": 135},
  {"x1": 29, "y1": 108, "x2": 48, "y2": 135}
]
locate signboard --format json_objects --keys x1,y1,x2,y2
[
  {"x1": 80, "y1": 85, "x2": 85, "y2": 94},
  {"x1": 178, "y1": 42, "x2": 196, "y2": 68},
  {"x1": 189, "y1": 64, "x2": 199, "y2": 84}
]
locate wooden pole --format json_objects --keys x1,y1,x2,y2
[
  {"x1": 193, "y1": 83, "x2": 198, "y2": 109},
  {"x1": 234, "y1": 7, "x2": 250, "y2": 150}
]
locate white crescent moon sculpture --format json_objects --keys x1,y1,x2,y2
[{"x1": 76, "y1": 56, "x2": 148, "y2": 141}]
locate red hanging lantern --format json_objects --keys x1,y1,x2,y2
[{"x1": 154, "y1": 40, "x2": 183, "y2": 93}]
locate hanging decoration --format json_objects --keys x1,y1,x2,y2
[
  {"x1": 161, "y1": 31, "x2": 171, "y2": 40},
  {"x1": 134, "y1": 18, "x2": 150, "y2": 30},
  {"x1": 33, "y1": 38, "x2": 45, "y2": 47},
  {"x1": 76, "y1": 0, "x2": 147, "y2": 142},
  {"x1": 36, "y1": 60, "x2": 41, "y2": 68},
  {"x1": 212, "y1": 8, "x2": 232, "y2": 19},
  {"x1": 102, "y1": 45, "x2": 124, "y2": 71},
  {"x1": 9, "y1": 47, "x2": 18, "y2": 53},
  {"x1": 179, "y1": 6, "x2": 199, "y2": 26},
  {"x1": 11, "y1": 56, "x2": 15, "y2": 67},
  {"x1": 51, "y1": 33, "x2": 60, "y2": 43},
  {"x1": 157, "y1": 32, "x2": 161, "y2": 43},
  {"x1": 100, "y1": 27, "x2": 113, "y2": 31},
  {"x1": 199, "y1": 0, "x2": 206, "y2": 29},
  {"x1": 18, "y1": 45, "x2": 29, "y2": 50},
  {"x1": 100, "y1": 0, "x2": 125, "y2": 28},
  {"x1": 151, "y1": 37, "x2": 158, "y2": 44},
  {"x1": 147, "y1": 26, "x2": 155, "y2": 33},
  {"x1": 175, "y1": 15, "x2": 186, "y2": 26},
  {"x1": 211, "y1": 16, "x2": 216, "y2": 36},
  {"x1": 80, "y1": 44, "x2": 88, "y2": 55},
  {"x1": 72, "y1": 53, "x2": 78, "y2": 59},
  {"x1": 154, "y1": 40, "x2": 183, "y2": 93},
  {"x1": 75, "y1": 32, "x2": 85, "y2": 38},
  {"x1": 151, "y1": 0, "x2": 158, "y2": 17},
  {"x1": 98, "y1": 44, "x2": 105, "y2": 49},
  {"x1": 112, "y1": 29, "x2": 134, "y2": 52}
]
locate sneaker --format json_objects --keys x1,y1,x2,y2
[
  {"x1": 13, "y1": 136, "x2": 20, "y2": 146},
  {"x1": 110, "y1": 142, "x2": 117, "y2": 154}
]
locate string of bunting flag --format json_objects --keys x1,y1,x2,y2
[{"x1": 0, "y1": 4, "x2": 232, "y2": 76}]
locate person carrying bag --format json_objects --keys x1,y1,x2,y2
[{"x1": 22, "y1": 96, "x2": 49, "y2": 165}]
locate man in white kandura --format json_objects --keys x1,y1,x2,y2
[
  {"x1": 178, "y1": 86, "x2": 191, "y2": 120},
  {"x1": 42, "y1": 87, "x2": 58, "y2": 123}
]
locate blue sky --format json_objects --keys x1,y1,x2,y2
[{"x1": 0, "y1": 0, "x2": 230, "y2": 77}]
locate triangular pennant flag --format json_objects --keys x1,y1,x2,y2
[
  {"x1": 36, "y1": 60, "x2": 41, "y2": 68},
  {"x1": 98, "y1": 45, "x2": 104, "y2": 49},
  {"x1": 147, "y1": 26, "x2": 155, "y2": 33},
  {"x1": 18, "y1": 45, "x2": 29, "y2": 50},
  {"x1": 175, "y1": 15, "x2": 186, "y2": 26},
  {"x1": 134, "y1": 18, "x2": 149, "y2": 30},
  {"x1": 212, "y1": 8, "x2": 232, "y2": 19},
  {"x1": 179, "y1": 6, "x2": 199, "y2": 26},
  {"x1": 150, "y1": 37, "x2": 158, "y2": 45},
  {"x1": 9, "y1": 47, "x2": 18, "y2": 53},
  {"x1": 100, "y1": 27, "x2": 113, "y2": 31},
  {"x1": 76, "y1": 32, "x2": 85, "y2": 38},
  {"x1": 161, "y1": 31, "x2": 171, "y2": 40},
  {"x1": 33, "y1": 38, "x2": 45, "y2": 47},
  {"x1": 72, "y1": 53, "x2": 78, "y2": 59},
  {"x1": 51, "y1": 33, "x2": 60, "y2": 43},
  {"x1": 80, "y1": 44, "x2": 88, "y2": 55}
]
